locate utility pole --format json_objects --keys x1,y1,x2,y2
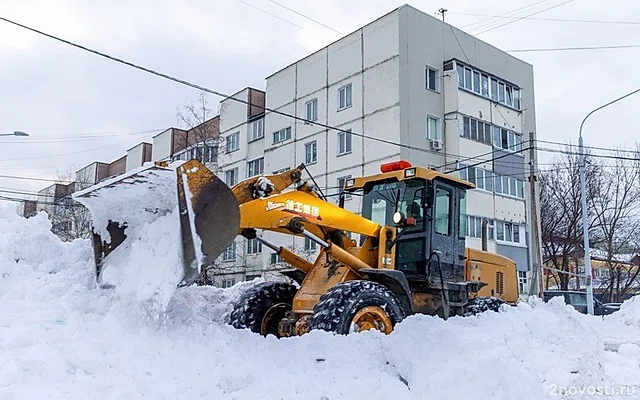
[
  {"x1": 578, "y1": 132, "x2": 593, "y2": 314},
  {"x1": 578, "y1": 87, "x2": 640, "y2": 315},
  {"x1": 528, "y1": 131, "x2": 544, "y2": 297},
  {"x1": 438, "y1": 8, "x2": 448, "y2": 22}
]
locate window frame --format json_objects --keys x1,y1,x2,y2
[
  {"x1": 247, "y1": 238, "x2": 262, "y2": 254},
  {"x1": 305, "y1": 140, "x2": 318, "y2": 165},
  {"x1": 272, "y1": 127, "x2": 292, "y2": 145},
  {"x1": 425, "y1": 66, "x2": 440, "y2": 92},
  {"x1": 426, "y1": 115, "x2": 441, "y2": 141},
  {"x1": 337, "y1": 175, "x2": 353, "y2": 200},
  {"x1": 226, "y1": 132, "x2": 240, "y2": 153},
  {"x1": 225, "y1": 168, "x2": 238, "y2": 187},
  {"x1": 338, "y1": 129, "x2": 352, "y2": 156},
  {"x1": 305, "y1": 98, "x2": 318, "y2": 122},
  {"x1": 250, "y1": 118, "x2": 264, "y2": 141},
  {"x1": 338, "y1": 83, "x2": 352, "y2": 110},
  {"x1": 246, "y1": 157, "x2": 264, "y2": 178}
]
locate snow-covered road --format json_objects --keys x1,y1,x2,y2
[{"x1": 1, "y1": 204, "x2": 640, "y2": 399}]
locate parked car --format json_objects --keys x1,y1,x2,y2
[{"x1": 543, "y1": 290, "x2": 619, "y2": 315}]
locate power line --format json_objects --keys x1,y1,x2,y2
[
  {"x1": 0, "y1": 129, "x2": 162, "y2": 144},
  {"x1": 537, "y1": 146, "x2": 640, "y2": 162},
  {"x1": 461, "y1": 0, "x2": 554, "y2": 29},
  {"x1": 452, "y1": 12, "x2": 640, "y2": 26},
  {"x1": 266, "y1": 0, "x2": 343, "y2": 34},
  {"x1": 234, "y1": 0, "x2": 304, "y2": 29},
  {"x1": 0, "y1": 14, "x2": 529, "y2": 162},
  {"x1": 472, "y1": 0, "x2": 576, "y2": 35},
  {"x1": 507, "y1": 44, "x2": 640, "y2": 53},
  {"x1": 0, "y1": 174, "x2": 74, "y2": 184},
  {"x1": 0, "y1": 140, "x2": 143, "y2": 163},
  {"x1": 536, "y1": 138, "x2": 640, "y2": 155}
]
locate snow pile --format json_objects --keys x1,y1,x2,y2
[{"x1": 1, "y1": 204, "x2": 640, "y2": 399}]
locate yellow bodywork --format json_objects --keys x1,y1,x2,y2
[{"x1": 224, "y1": 163, "x2": 519, "y2": 316}]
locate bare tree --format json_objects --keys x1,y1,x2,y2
[
  {"x1": 175, "y1": 92, "x2": 222, "y2": 169},
  {"x1": 589, "y1": 149, "x2": 640, "y2": 302},
  {"x1": 539, "y1": 146, "x2": 602, "y2": 290},
  {"x1": 47, "y1": 168, "x2": 93, "y2": 242}
]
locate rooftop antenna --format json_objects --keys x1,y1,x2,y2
[{"x1": 437, "y1": 8, "x2": 448, "y2": 22}]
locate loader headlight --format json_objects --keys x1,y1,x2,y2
[
  {"x1": 345, "y1": 179, "x2": 355, "y2": 188},
  {"x1": 393, "y1": 211, "x2": 404, "y2": 224},
  {"x1": 404, "y1": 168, "x2": 416, "y2": 178}
]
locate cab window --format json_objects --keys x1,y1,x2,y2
[{"x1": 434, "y1": 187, "x2": 451, "y2": 235}]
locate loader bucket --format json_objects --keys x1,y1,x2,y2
[{"x1": 73, "y1": 160, "x2": 240, "y2": 288}]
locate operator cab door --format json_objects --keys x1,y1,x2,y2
[{"x1": 429, "y1": 181, "x2": 466, "y2": 281}]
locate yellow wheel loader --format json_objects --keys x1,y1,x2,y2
[{"x1": 73, "y1": 159, "x2": 519, "y2": 336}]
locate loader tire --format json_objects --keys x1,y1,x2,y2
[
  {"x1": 310, "y1": 280, "x2": 405, "y2": 335},
  {"x1": 463, "y1": 296, "x2": 506, "y2": 317},
  {"x1": 227, "y1": 281, "x2": 297, "y2": 337}
]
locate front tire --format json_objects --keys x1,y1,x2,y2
[
  {"x1": 227, "y1": 281, "x2": 297, "y2": 337},
  {"x1": 310, "y1": 280, "x2": 405, "y2": 335}
]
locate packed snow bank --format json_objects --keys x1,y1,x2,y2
[{"x1": 2, "y1": 204, "x2": 640, "y2": 399}]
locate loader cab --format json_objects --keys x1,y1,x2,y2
[{"x1": 356, "y1": 161, "x2": 470, "y2": 284}]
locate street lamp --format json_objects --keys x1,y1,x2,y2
[
  {"x1": 579, "y1": 87, "x2": 640, "y2": 315},
  {"x1": 0, "y1": 131, "x2": 29, "y2": 137}
]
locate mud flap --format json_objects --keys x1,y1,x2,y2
[{"x1": 176, "y1": 160, "x2": 240, "y2": 286}]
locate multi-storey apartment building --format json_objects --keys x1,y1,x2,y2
[{"x1": 213, "y1": 4, "x2": 537, "y2": 293}]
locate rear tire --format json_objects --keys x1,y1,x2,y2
[
  {"x1": 463, "y1": 296, "x2": 506, "y2": 316},
  {"x1": 227, "y1": 281, "x2": 298, "y2": 337},
  {"x1": 310, "y1": 280, "x2": 405, "y2": 335}
]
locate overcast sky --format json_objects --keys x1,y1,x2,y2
[{"x1": 1, "y1": 0, "x2": 639, "y2": 199}]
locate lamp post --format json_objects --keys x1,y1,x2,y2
[
  {"x1": 579, "y1": 87, "x2": 640, "y2": 315},
  {"x1": 0, "y1": 131, "x2": 29, "y2": 137}
]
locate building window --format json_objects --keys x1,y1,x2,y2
[
  {"x1": 518, "y1": 271, "x2": 527, "y2": 293},
  {"x1": 338, "y1": 84, "x2": 352, "y2": 110},
  {"x1": 305, "y1": 98, "x2": 318, "y2": 122},
  {"x1": 222, "y1": 242, "x2": 236, "y2": 261},
  {"x1": 272, "y1": 127, "x2": 292, "y2": 144},
  {"x1": 225, "y1": 168, "x2": 238, "y2": 186},
  {"x1": 305, "y1": 141, "x2": 317, "y2": 164},
  {"x1": 425, "y1": 66, "x2": 439, "y2": 91},
  {"x1": 459, "y1": 165, "x2": 493, "y2": 192},
  {"x1": 247, "y1": 157, "x2": 264, "y2": 177},
  {"x1": 172, "y1": 145, "x2": 218, "y2": 164},
  {"x1": 337, "y1": 175, "x2": 352, "y2": 200},
  {"x1": 426, "y1": 116, "x2": 440, "y2": 141},
  {"x1": 481, "y1": 74, "x2": 489, "y2": 97},
  {"x1": 456, "y1": 61, "x2": 522, "y2": 110},
  {"x1": 247, "y1": 238, "x2": 262, "y2": 254},
  {"x1": 270, "y1": 253, "x2": 283, "y2": 264},
  {"x1": 492, "y1": 126, "x2": 522, "y2": 152},
  {"x1": 304, "y1": 237, "x2": 317, "y2": 251},
  {"x1": 496, "y1": 221, "x2": 522, "y2": 244},
  {"x1": 491, "y1": 173, "x2": 525, "y2": 199},
  {"x1": 467, "y1": 216, "x2": 495, "y2": 240},
  {"x1": 461, "y1": 115, "x2": 492, "y2": 145},
  {"x1": 273, "y1": 167, "x2": 290, "y2": 174},
  {"x1": 221, "y1": 278, "x2": 236, "y2": 288},
  {"x1": 251, "y1": 118, "x2": 264, "y2": 141},
  {"x1": 226, "y1": 132, "x2": 240, "y2": 153},
  {"x1": 434, "y1": 187, "x2": 451, "y2": 236},
  {"x1": 338, "y1": 129, "x2": 352, "y2": 155}
]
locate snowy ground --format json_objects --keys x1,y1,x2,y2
[{"x1": 2, "y1": 204, "x2": 640, "y2": 399}]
